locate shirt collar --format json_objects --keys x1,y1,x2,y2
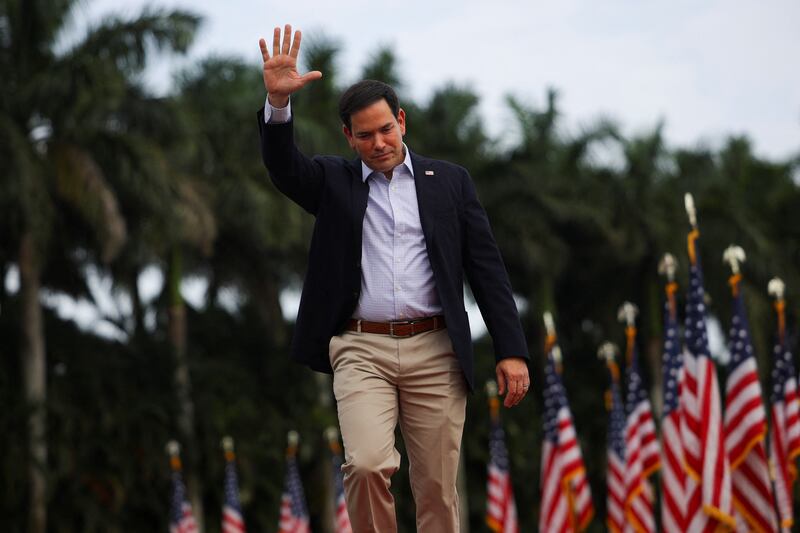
[{"x1": 360, "y1": 143, "x2": 414, "y2": 182}]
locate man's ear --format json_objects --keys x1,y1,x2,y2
[
  {"x1": 397, "y1": 108, "x2": 406, "y2": 136},
  {"x1": 342, "y1": 125, "x2": 355, "y2": 150}
]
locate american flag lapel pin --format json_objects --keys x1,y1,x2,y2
[{"x1": 425, "y1": 170, "x2": 434, "y2": 176}]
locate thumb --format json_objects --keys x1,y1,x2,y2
[
  {"x1": 299, "y1": 70, "x2": 323, "y2": 84},
  {"x1": 496, "y1": 366, "x2": 507, "y2": 396}
]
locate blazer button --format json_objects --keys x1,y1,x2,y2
[{"x1": 352, "y1": 290, "x2": 359, "y2": 299}]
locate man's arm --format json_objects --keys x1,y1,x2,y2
[
  {"x1": 459, "y1": 169, "x2": 531, "y2": 407},
  {"x1": 257, "y1": 25, "x2": 325, "y2": 214}
]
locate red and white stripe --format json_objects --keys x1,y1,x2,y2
[
  {"x1": 770, "y1": 372, "x2": 800, "y2": 531},
  {"x1": 724, "y1": 356, "x2": 775, "y2": 532},
  {"x1": 624, "y1": 401, "x2": 658, "y2": 533},
  {"x1": 487, "y1": 465, "x2": 518, "y2": 532},
  {"x1": 335, "y1": 492, "x2": 352, "y2": 533},
  {"x1": 680, "y1": 349, "x2": 735, "y2": 532},
  {"x1": 222, "y1": 505, "x2": 245, "y2": 533},
  {"x1": 279, "y1": 494, "x2": 310, "y2": 533},
  {"x1": 660, "y1": 404, "x2": 686, "y2": 532},
  {"x1": 540, "y1": 406, "x2": 593, "y2": 532},
  {"x1": 607, "y1": 448, "x2": 625, "y2": 533},
  {"x1": 171, "y1": 503, "x2": 198, "y2": 533}
]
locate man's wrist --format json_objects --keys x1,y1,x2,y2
[{"x1": 267, "y1": 93, "x2": 290, "y2": 108}]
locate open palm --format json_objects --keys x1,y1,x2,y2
[{"x1": 259, "y1": 25, "x2": 322, "y2": 104}]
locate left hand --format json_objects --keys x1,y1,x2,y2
[{"x1": 496, "y1": 357, "x2": 530, "y2": 408}]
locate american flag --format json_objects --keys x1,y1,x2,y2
[
  {"x1": 723, "y1": 275, "x2": 776, "y2": 532},
  {"x1": 279, "y1": 442, "x2": 310, "y2": 533},
  {"x1": 768, "y1": 296, "x2": 800, "y2": 531},
  {"x1": 169, "y1": 459, "x2": 198, "y2": 533},
  {"x1": 680, "y1": 230, "x2": 735, "y2": 531},
  {"x1": 486, "y1": 392, "x2": 518, "y2": 533},
  {"x1": 222, "y1": 448, "x2": 246, "y2": 533},
  {"x1": 660, "y1": 280, "x2": 687, "y2": 533},
  {"x1": 329, "y1": 437, "x2": 352, "y2": 533},
  {"x1": 539, "y1": 347, "x2": 594, "y2": 532},
  {"x1": 623, "y1": 327, "x2": 659, "y2": 533},
  {"x1": 605, "y1": 358, "x2": 626, "y2": 533}
]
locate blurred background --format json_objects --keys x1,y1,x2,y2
[{"x1": 1, "y1": 0, "x2": 799, "y2": 531}]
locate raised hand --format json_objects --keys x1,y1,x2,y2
[{"x1": 259, "y1": 24, "x2": 322, "y2": 107}]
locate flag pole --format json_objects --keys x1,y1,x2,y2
[
  {"x1": 768, "y1": 277, "x2": 786, "y2": 344},
  {"x1": 166, "y1": 440, "x2": 182, "y2": 471},
  {"x1": 486, "y1": 380, "x2": 500, "y2": 421},
  {"x1": 287, "y1": 431, "x2": 299, "y2": 456},
  {"x1": 658, "y1": 254, "x2": 678, "y2": 320},
  {"x1": 598, "y1": 342, "x2": 621, "y2": 411},
  {"x1": 685, "y1": 193, "x2": 700, "y2": 265},
  {"x1": 617, "y1": 302, "x2": 639, "y2": 366},
  {"x1": 723, "y1": 245, "x2": 746, "y2": 297},
  {"x1": 222, "y1": 436, "x2": 235, "y2": 462}
]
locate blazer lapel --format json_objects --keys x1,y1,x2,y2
[{"x1": 410, "y1": 152, "x2": 436, "y2": 245}]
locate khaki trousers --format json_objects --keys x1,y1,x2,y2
[{"x1": 329, "y1": 328, "x2": 467, "y2": 533}]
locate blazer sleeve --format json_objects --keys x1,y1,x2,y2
[
  {"x1": 459, "y1": 168, "x2": 530, "y2": 362},
  {"x1": 257, "y1": 106, "x2": 324, "y2": 215}
]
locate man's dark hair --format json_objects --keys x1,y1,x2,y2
[{"x1": 338, "y1": 80, "x2": 399, "y2": 130}]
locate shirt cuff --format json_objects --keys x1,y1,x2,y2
[{"x1": 264, "y1": 96, "x2": 292, "y2": 123}]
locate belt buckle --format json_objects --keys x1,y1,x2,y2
[{"x1": 389, "y1": 320, "x2": 414, "y2": 338}]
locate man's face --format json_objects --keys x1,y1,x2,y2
[{"x1": 343, "y1": 99, "x2": 406, "y2": 174}]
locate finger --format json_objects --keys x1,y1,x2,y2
[
  {"x1": 289, "y1": 30, "x2": 302, "y2": 59},
  {"x1": 504, "y1": 387, "x2": 520, "y2": 408},
  {"x1": 496, "y1": 368, "x2": 506, "y2": 396},
  {"x1": 259, "y1": 38, "x2": 270, "y2": 62},
  {"x1": 507, "y1": 380, "x2": 520, "y2": 406},
  {"x1": 282, "y1": 24, "x2": 292, "y2": 55},
  {"x1": 272, "y1": 26, "x2": 281, "y2": 58}
]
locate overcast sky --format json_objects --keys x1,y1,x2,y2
[{"x1": 75, "y1": 0, "x2": 800, "y2": 160}]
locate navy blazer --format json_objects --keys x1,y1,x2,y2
[{"x1": 257, "y1": 108, "x2": 529, "y2": 390}]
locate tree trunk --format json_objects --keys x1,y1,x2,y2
[
  {"x1": 20, "y1": 232, "x2": 47, "y2": 533},
  {"x1": 129, "y1": 267, "x2": 145, "y2": 339},
  {"x1": 167, "y1": 248, "x2": 204, "y2": 531}
]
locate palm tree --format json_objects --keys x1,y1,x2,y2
[{"x1": 0, "y1": 2, "x2": 200, "y2": 530}]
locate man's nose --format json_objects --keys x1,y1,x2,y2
[{"x1": 374, "y1": 135, "x2": 386, "y2": 150}]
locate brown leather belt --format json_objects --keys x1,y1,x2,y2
[{"x1": 346, "y1": 316, "x2": 446, "y2": 338}]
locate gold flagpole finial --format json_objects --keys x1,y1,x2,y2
[
  {"x1": 325, "y1": 427, "x2": 341, "y2": 453},
  {"x1": 486, "y1": 380, "x2": 500, "y2": 417},
  {"x1": 769, "y1": 277, "x2": 787, "y2": 342},
  {"x1": 543, "y1": 311, "x2": 558, "y2": 353},
  {"x1": 768, "y1": 277, "x2": 786, "y2": 301},
  {"x1": 597, "y1": 342, "x2": 620, "y2": 381},
  {"x1": 617, "y1": 302, "x2": 639, "y2": 328},
  {"x1": 166, "y1": 440, "x2": 180, "y2": 457},
  {"x1": 551, "y1": 345, "x2": 564, "y2": 375},
  {"x1": 658, "y1": 253, "x2": 678, "y2": 282},
  {"x1": 166, "y1": 440, "x2": 182, "y2": 470},
  {"x1": 324, "y1": 427, "x2": 339, "y2": 444},
  {"x1": 617, "y1": 303, "x2": 638, "y2": 364},
  {"x1": 597, "y1": 342, "x2": 618, "y2": 364},
  {"x1": 684, "y1": 193, "x2": 697, "y2": 228},
  {"x1": 221, "y1": 436, "x2": 235, "y2": 453},
  {"x1": 543, "y1": 311, "x2": 556, "y2": 338},
  {"x1": 723, "y1": 245, "x2": 746, "y2": 275},
  {"x1": 221, "y1": 436, "x2": 235, "y2": 461}
]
